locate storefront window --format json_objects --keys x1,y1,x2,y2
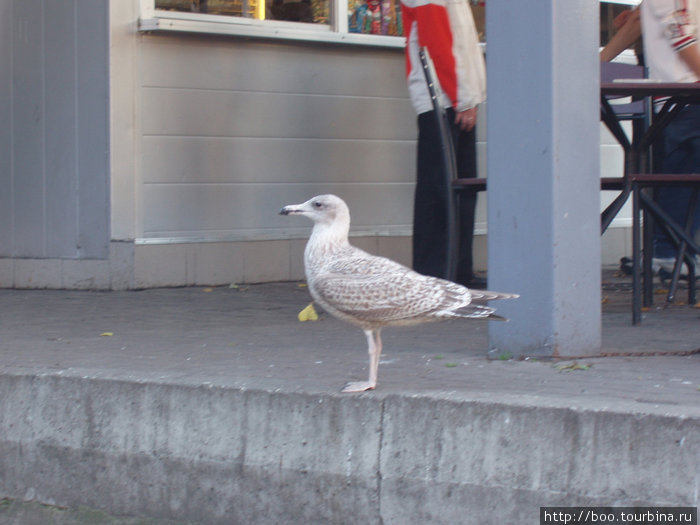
[
  {"x1": 155, "y1": 0, "x2": 329, "y2": 24},
  {"x1": 146, "y1": 1, "x2": 630, "y2": 47}
]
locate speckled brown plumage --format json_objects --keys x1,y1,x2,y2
[{"x1": 280, "y1": 194, "x2": 517, "y2": 392}]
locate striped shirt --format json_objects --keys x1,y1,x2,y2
[{"x1": 641, "y1": 0, "x2": 700, "y2": 84}]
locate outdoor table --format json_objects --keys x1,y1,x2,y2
[{"x1": 600, "y1": 81, "x2": 700, "y2": 324}]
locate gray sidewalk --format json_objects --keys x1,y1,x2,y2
[{"x1": 1, "y1": 270, "x2": 699, "y2": 411}]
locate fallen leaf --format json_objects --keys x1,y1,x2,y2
[
  {"x1": 203, "y1": 287, "x2": 213, "y2": 292},
  {"x1": 445, "y1": 363, "x2": 458, "y2": 368},
  {"x1": 556, "y1": 361, "x2": 591, "y2": 372},
  {"x1": 297, "y1": 283, "x2": 308, "y2": 288},
  {"x1": 298, "y1": 303, "x2": 319, "y2": 322},
  {"x1": 601, "y1": 296, "x2": 609, "y2": 304},
  {"x1": 100, "y1": 332, "x2": 114, "y2": 337}
]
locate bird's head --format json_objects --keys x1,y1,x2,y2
[{"x1": 280, "y1": 194, "x2": 350, "y2": 227}]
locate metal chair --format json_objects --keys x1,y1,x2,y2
[
  {"x1": 418, "y1": 48, "x2": 487, "y2": 283},
  {"x1": 600, "y1": 62, "x2": 700, "y2": 319},
  {"x1": 600, "y1": 61, "x2": 649, "y2": 233}
]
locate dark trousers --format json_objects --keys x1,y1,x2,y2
[
  {"x1": 412, "y1": 108, "x2": 478, "y2": 285},
  {"x1": 654, "y1": 104, "x2": 700, "y2": 258}
]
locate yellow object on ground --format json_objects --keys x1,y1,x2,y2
[{"x1": 298, "y1": 303, "x2": 319, "y2": 322}]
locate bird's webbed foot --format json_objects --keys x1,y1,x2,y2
[{"x1": 341, "y1": 381, "x2": 376, "y2": 393}]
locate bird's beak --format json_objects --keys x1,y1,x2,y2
[{"x1": 280, "y1": 204, "x2": 304, "y2": 216}]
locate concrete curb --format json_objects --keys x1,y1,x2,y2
[{"x1": 1, "y1": 372, "x2": 698, "y2": 524}]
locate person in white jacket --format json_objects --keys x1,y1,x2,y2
[
  {"x1": 401, "y1": 0, "x2": 486, "y2": 287},
  {"x1": 640, "y1": 0, "x2": 700, "y2": 268}
]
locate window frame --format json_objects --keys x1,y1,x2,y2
[
  {"x1": 138, "y1": 0, "x2": 406, "y2": 48},
  {"x1": 139, "y1": 0, "x2": 641, "y2": 48}
]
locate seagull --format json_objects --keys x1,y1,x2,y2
[{"x1": 280, "y1": 194, "x2": 518, "y2": 393}]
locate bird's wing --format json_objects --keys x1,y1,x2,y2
[
  {"x1": 311, "y1": 266, "x2": 473, "y2": 324},
  {"x1": 322, "y1": 247, "x2": 409, "y2": 277},
  {"x1": 324, "y1": 247, "x2": 519, "y2": 303}
]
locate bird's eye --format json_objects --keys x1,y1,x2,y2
[{"x1": 313, "y1": 201, "x2": 323, "y2": 209}]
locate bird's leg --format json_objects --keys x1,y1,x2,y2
[
  {"x1": 368, "y1": 328, "x2": 382, "y2": 387},
  {"x1": 342, "y1": 329, "x2": 381, "y2": 393}
]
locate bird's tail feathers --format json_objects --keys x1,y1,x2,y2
[
  {"x1": 470, "y1": 290, "x2": 519, "y2": 302},
  {"x1": 451, "y1": 305, "x2": 509, "y2": 321}
]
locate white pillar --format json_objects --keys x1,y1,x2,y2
[{"x1": 487, "y1": 1, "x2": 601, "y2": 357}]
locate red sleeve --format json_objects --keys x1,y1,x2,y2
[{"x1": 414, "y1": 4, "x2": 458, "y2": 106}]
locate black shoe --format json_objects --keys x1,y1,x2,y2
[{"x1": 620, "y1": 257, "x2": 633, "y2": 276}]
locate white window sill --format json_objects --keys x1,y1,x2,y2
[{"x1": 139, "y1": 11, "x2": 406, "y2": 49}]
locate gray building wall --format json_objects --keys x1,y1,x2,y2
[
  {"x1": 0, "y1": 0, "x2": 109, "y2": 260},
  {"x1": 137, "y1": 35, "x2": 417, "y2": 242}
]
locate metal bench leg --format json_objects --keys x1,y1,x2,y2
[
  {"x1": 687, "y1": 189, "x2": 698, "y2": 306},
  {"x1": 632, "y1": 182, "x2": 642, "y2": 324},
  {"x1": 660, "y1": 188, "x2": 698, "y2": 306},
  {"x1": 642, "y1": 192, "x2": 655, "y2": 309}
]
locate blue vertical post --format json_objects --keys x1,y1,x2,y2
[{"x1": 486, "y1": 1, "x2": 601, "y2": 357}]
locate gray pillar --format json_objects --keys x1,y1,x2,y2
[{"x1": 486, "y1": 1, "x2": 601, "y2": 357}]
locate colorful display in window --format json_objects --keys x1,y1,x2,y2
[{"x1": 348, "y1": 0, "x2": 403, "y2": 36}]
